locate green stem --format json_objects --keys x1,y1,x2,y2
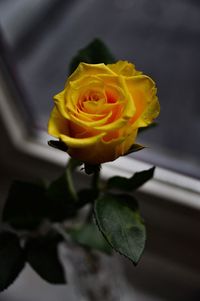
[
  {"x1": 92, "y1": 168, "x2": 100, "y2": 193},
  {"x1": 65, "y1": 158, "x2": 79, "y2": 202},
  {"x1": 86, "y1": 166, "x2": 101, "y2": 223}
]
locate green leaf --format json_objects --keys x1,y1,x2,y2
[
  {"x1": 69, "y1": 222, "x2": 112, "y2": 255},
  {"x1": 25, "y1": 232, "x2": 65, "y2": 284},
  {"x1": 69, "y1": 38, "x2": 115, "y2": 74},
  {"x1": 124, "y1": 144, "x2": 146, "y2": 156},
  {"x1": 3, "y1": 179, "x2": 76, "y2": 230},
  {"x1": 3, "y1": 181, "x2": 48, "y2": 230},
  {"x1": 107, "y1": 167, "x2": 155, "y2": 191},
  {"x1": 47, "y1": 173, "x2": 70, "y2": 202},
  {"x1": 94, "y1": 194, "x2": 146, "y2": 264},
  {"x1": 0, "y1": 231, "x2": 25, "y2": 292}
]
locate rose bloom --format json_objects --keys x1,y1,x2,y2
[{"x1": 48, "y1": 61, "x2": 160, "y2": 164}]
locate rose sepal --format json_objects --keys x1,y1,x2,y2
[{"x1": 106, "y1": 167, "x2": 155, "y2": 191}]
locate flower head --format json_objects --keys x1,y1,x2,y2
[{"x1": 48, "y1": 61, "x2": 160, "y2": 164}]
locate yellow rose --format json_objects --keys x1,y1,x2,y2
[{"x1": 48, "y1": 61, "x2": 160, "y2": 164}]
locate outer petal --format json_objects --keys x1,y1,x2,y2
[
  {"x1": 116, "y1": 128, "x2": 138, "y2": 156},
  {"x1": 48, "y1": 107, "x2": 69, "y2": 138},
  {"x1": 59, "y1": 133, "x2": 105, "y2": 148},
  {"x1": 54, "y1": 90, "x2": 71, "y2": 120},
  {"x1": 135, "y1": 94, "x2": 160, "y2": 128},
  {"x1": 107, "y1": 61, "x2": 142, "y2": 77},
  {"x1": 125, "y1": 75, "x2": 160, "y2": 128},
  {"x1": 66, "y1": 62, "x2": 115, "y2": 84},
  {"x1": 67, "y1": 136, "x2": 124, "y2": 164},
  {"x1": 66, "y1": 127, "x2": 138, "y2": 164}
]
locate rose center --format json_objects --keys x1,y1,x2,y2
[
  {"x1": 83, "y1": 92, "x2": 102, "y2": 102},
  {"x1": 106, "y1": 92, "x2": 117, "y2": 103}
]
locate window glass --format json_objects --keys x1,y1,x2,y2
[{"x1": 0, "y1": 0, "x2": 199, "y2": 178}]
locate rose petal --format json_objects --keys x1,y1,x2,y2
[
  {"x1": 48, "y1": 107, "x2": 69, "y2": 137},
  {"x1": 59, "y1": 133, "x2": 105, "y2": 148},
  {"x1": 108, "y1": 60, "x2": 142, "y2": 77},
  {"x1": 125, "y1": 75, "x2": 160, "y2": 127},
  {"x1": 67, "y1": 63, "x2": 115, "y2": 84}
]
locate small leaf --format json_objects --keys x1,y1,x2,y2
[
  {"x1": 69, "y1": 38, "x2": 115, "y2": 74},
  {"x1": 107, "y1": 167, "x2": 155, "y2": 191},
  {"x1": 0, "y1": 231, "x2": 25, "y2": 292},
  {"x1": 48, "y1": 140, "x2": 68, "y2": 152},
  {"x1": 69, "y1": 222, "x2": 112, "y2": 254},
  {"x1": 94, "y1": 194, "x2": 146, "y2": 264},
  {"x1": 25, "y1": 232, "x2": 65, "y2": 284},
  {"x1": 124, "y1": 144, "x2": 146, "y2": 155}
]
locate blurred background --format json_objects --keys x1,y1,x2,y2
[
  {"x1": 0, "y1": 0, "x2": 200, "y2": 178},
  {"x1": 0, "y1": 1, "x2": 200, "y2": 301}
]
